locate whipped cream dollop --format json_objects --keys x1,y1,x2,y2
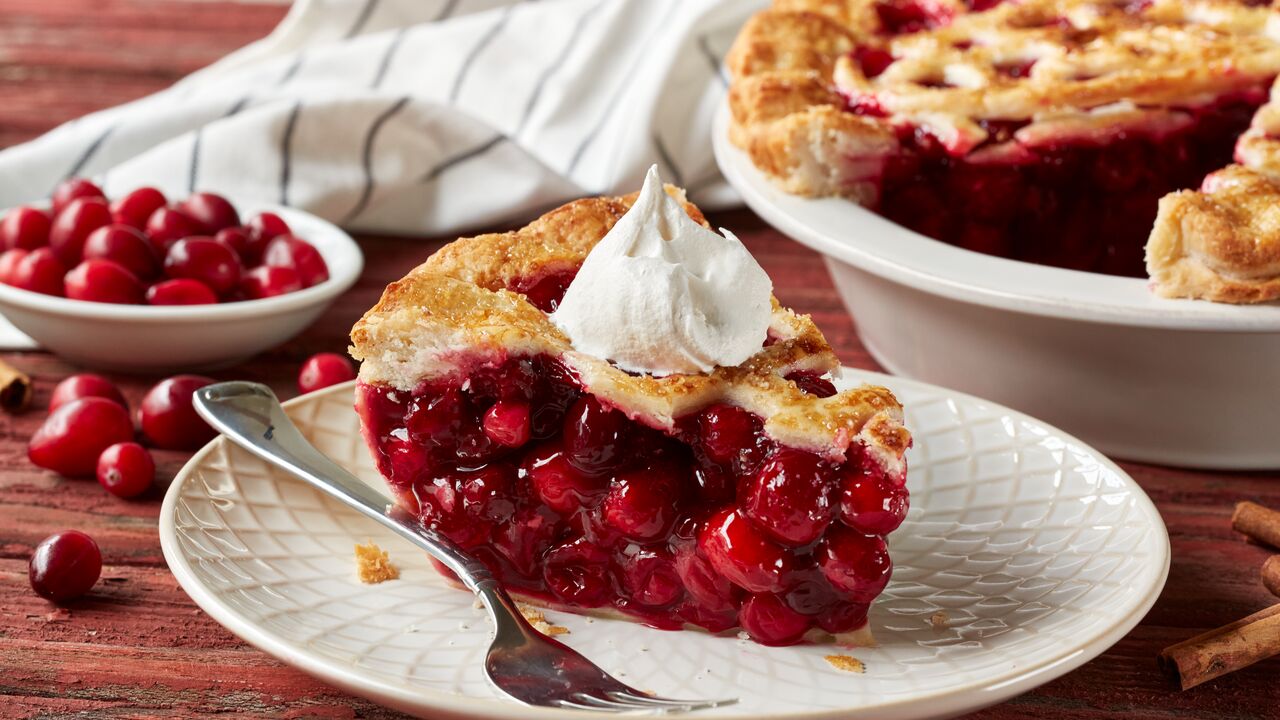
[{"x1": 551, "y1": 165, "x2": 773, "y2": 376}]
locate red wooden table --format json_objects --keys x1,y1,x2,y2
[{"x1": 3, "y1": 2, "x2": 1279, "y2": 717}]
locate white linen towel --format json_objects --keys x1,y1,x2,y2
[{"x1": 0, "y1": 0, "x2": 757, "y2": 238}]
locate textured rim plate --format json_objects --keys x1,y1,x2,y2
[
  {"x1": 712, "y1": 102, "x2": 1280, "y2": 331},
  {"x1": 160, "y1": 370, "x2": 1169, "y2": 720}
]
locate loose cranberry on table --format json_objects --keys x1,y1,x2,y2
[
  {"x1": 163, "y1": 237, "x2": 242, "y2": 296},
  {"x1": 110, "y1": 187, "x2": 167, "y2": 230},
  {"x1": 49, "y1": 196, "x2": 112, "y2": 267},
  {"x1": 50, "y1": 178, "x2": 105, "y2": 217},
  {"x1": 7, "y1": 248, "x2": 66, "y2": 296},
  {"x1": 138, "y1": 375, "x2": 216, "y2": 450},
  {"x1": 28, "y1": 397, "x2": 134, "y2": 476},
  {"x1": 29, "y1": 530, "x2": 102, "y2": 603},
  {"x1": 83, "y1": 224, "x2": 160, "y2": 280},
  {"x1": 262, "y1": 234, "x2": 328, "y2": 287},
  {"x1": 97, "y1": 442, "x2": 156, "y2": 499},
  {"x1": 297, "y1": 352, "x2": 356, "y2": 394},
  {"x1": 1, "y1": 206, "x2": 51, "y2": 250},
  {"x1": 49, "y1": 373, "x2": 127, "y2": 412},
  {"x1": 146, "y1": 278, "x2": 218, "y2": 306},
  {"x1": 64, "y1": 259, "x2": 145, "y2": 304}
]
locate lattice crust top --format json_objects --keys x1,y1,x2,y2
[
  {"x1": 728, "y1": 0, "x2": 1280, "y2": 196},
  {"x1": 1147, "y1": 77, "x2": 1280, "y2": 302},
  {"x1": 350, "y1": 189, "x2": 910, "y2": 468}
]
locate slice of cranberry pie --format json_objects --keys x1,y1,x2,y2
[
  {"x1": 350, "y1": 176, "x2": 911, "y2": 646},
  {"x1": 727, "y1": 0, "x2": 1280, "y2": 302}
]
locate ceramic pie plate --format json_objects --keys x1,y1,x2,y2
[
  {"x1": 159, "y1": 370, "x2": 1168, "y2": 720},
  {"x1": 713, "y1": 102, "x2": 1280, "y2": 470}
]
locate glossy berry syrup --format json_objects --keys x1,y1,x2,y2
[{"x1": 355, "y1": 275, "x2": 907, "y2": 646}]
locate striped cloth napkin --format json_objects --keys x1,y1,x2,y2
[{"x1": 0, "y1": 0, "x2": 755, "y2": 238}]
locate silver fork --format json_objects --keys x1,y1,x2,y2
[{"x1": 193, "y1": 381, "x2": 735, "y2": 714}]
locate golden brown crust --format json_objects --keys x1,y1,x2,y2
[{"x1": 351, "y1": 187, "x2": 909, "y2": 466}]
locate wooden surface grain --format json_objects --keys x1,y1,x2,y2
[{"x1": 2, "y1": 2, "x2": 1279, "y2": 718}]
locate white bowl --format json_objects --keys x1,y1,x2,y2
[
  {"x1": 714, "y1": 103, "x2": 1280, "y2": 469},
  {"x1": 0, "y1": 204, "x2": 362, "y2": 372}
]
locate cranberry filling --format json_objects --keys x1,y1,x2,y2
[
  {"x1": 867, "y1": 90, "x2": 1269, "y2": 277},
  {"x1": 356, "y1": 351, "x2": 908, "y2": 646}
]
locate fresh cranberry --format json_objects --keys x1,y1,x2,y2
[
  {"x1": 83, "y1": 224, "x2": 159, "y2": 280},
  {"x1": 64, "y1": 259, "x2": 145, "y2": 304},
  {"x1": 7, "y1": 248, "x2": 66, "y2": 295},
  {"x1": 742, "y1": 448, "x2": 837, "y2": 546},
  {"x1": 144, "y1": 207, "x2": 203, "y2": 254},
  {"x1": 51, "y1": 178, "x2": 105, "y2": 216},
  {"x1": 482, "y1": 400, "x2": 531, "y2": 447},
  {"x1": 523, "y1": 442, "x2": 604, "y2": 515},
  {"x1": 247, "y1": 212, "x2": 291, "y2": 244},
  {"x1": 239, "y1": 265, "x2": 303, "y2": 300},
  {"x1": 298, "y1": 352, "x2": 357, "y2": 393},
  {"x1": 146, "y1": 278, "x2": 218, "y2": 305},
  {"x1": 49, "y1": 373, "x2": 126, "y2": 412},
  {"x1": 698, "y1": 508, "x2": 795, "y2": 593},
  {"x1": 178, "y1": 192, "x2": 240, "y2": 233},
  {"x1": 739, "y1": 592, "x2": 811, "y2": 646},
  {"x1": 562, "y1": 395, "x2": 629, "y2": 476},
  {"x1": 96, "y1": 442, "x2": 155, "y2": 499},
  {"x1": 213, "y1": 227, "x2": 261, "y2": 264},
  {"x1": 163, "y1": 237, "x2": 242, "y2": 296},
  {"x1": 110, "y1": 187, "x2": 167, "y2": 230},
  {"x1": 511, "y1": 269, "x2": 577, "y2": 313},
  {"x1": 28, "y1": 397, "x2": 134, "y2": 477},
  {"x1": 49, "y1": 197, "x2": 111, "y2": 266},
  {"x1": 138, "y1": 375, "x2": 216, "y2": 450},
  {"x1": 543, "y1": 537, "x2": 611, "y2": 605},
  {"x1": 1, "y1": 207, "x2": 51, "y2": 250},
  {"x1": 615, "y1": 546, "x2": 683, "y2": 608},
  {"x1": 601, "y1": 463, "x2": 685, "y2": 541},
  {"x1": 785, "y1": 371, "x2": 837, "y2": 398},
  {"x1": 818, "y1": 527, "x2": 892, "y2": 603},
  {"x1": 0, "y1": 249, "x2": 28, "y2": 284},
  {"x1": 697, "y1": 404, "x2": 759, "y2": 466},
  {"x1": 840, "y1": 466, "x2": 909, "y2": 536},
  {"x1": 29, "y1": 530, "x2": 102, "y2": 603},
  {"x1": 262, "y1": 235, "x2": 328, "y2": 287}
]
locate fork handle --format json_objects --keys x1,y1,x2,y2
[{"x1": 192, "y1": 381, "x2": 500, "y2": 594}]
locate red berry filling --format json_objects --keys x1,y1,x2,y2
[{"x1": 356, "y1": 348, "x2": 906, "y2": 645}]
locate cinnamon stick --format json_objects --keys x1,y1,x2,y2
[
  {"x1": 1264, "y1": 556, "x2": 1280, "y2": 599},
  {"x1": 0, "y1": 359, "x2": 31, "y2": 412},
  {"x1": 1231, "y1": 501, "x2": 1280, "y2": 550},
  {"x1": 1159, "y1": 603, "x2": 1280, "y2": 690}
]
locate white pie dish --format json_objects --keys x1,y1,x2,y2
[
  {"x1": 0, "y1": 203, "x2": 361, "y2": 372},
  {"x1": 159, "y1": 370, "x2": 1168, "y2": 720},
  {"x1": 714, "y1": 102, "x2": 1280, "y2": 470}
]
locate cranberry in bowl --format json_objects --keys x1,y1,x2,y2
[{"x1": 0, "y1": 189, "x2": 361, "y2": 372}]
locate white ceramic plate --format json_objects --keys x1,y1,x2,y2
[
  {"x1": 160, "y1": 371, "x2": 1169, "y2": 720},
  {"x1": 713, "y1": 103, "x2": 1280, "y2": 469}
]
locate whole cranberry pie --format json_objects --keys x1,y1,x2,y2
[
  {"x1": 350, "y1": 186, "x2": 911, "y2": 646},
  {"x1": 727, "y1": 0, "x2": 1280, "y2": 303}
]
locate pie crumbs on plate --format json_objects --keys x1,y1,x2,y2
[
  {"x1": 825, "y1": 654, "x2": 866, "y2": 673},
  {"x1": 354, "y1": 541, "x2": 399, "y2": 584},
  {"x1": 518, "y1": 604, "x2": 570, "y2": 637}
]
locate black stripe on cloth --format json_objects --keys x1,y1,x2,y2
[
  {"x1": 420, "y1": 134, "x2": 507, "y2": 183},
  {"x1": 278, "y1": 54, "x2": 306, "y2": 85},
  {"x1": 435, "y1": 0, "x2": 461, "y2": 22},
  {"x1": 61, "y1": 124, "x2": 115, "y2": 183},
  {"x1": 340, "y1": 97, "x2": 412, "y2": 226},
  {"x1": 371, "y1": 28, "x2": 408, "y2": 88},
  {"x1": 515, "y1": 0, "x2": 607, "y2": 137},
  {"x1": 448, "y1": 3, "x2": 520, "y2": 104},
  {"x1": 279, "y1": 102, "x2": 303, "y2": 206},
  {"x1": 652, "y1": 133, "x2": 685, "y2": 187},
  {"x1": 698, "y1": 33, "x2": 729, "y2": 88},
  {"x1": 345, "y1": 0, "x2": 380, "y2": 38},
  {"x1": 567, "y1": 1, "x2": 678, "y2": 175}
]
